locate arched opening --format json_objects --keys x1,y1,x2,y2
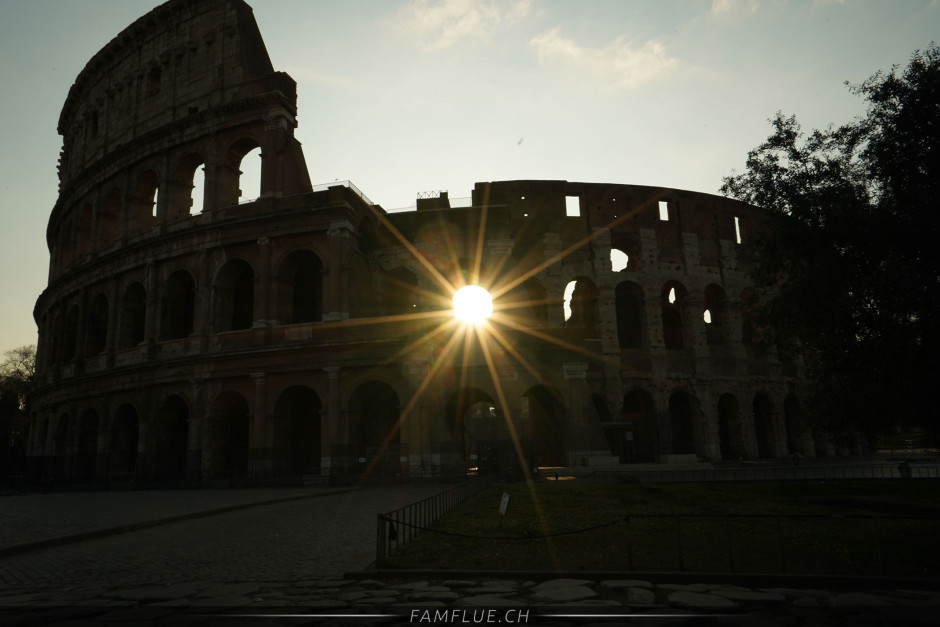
[
  {"x1": 98, "y1": 188, "x2": 122, "y2": 248},
  {"x1": 273, "y1": 386, "x2": 322, "y2": 476},
  {"x1": 75, "y1": 409, "x2": 99, "y2": 481},
  {"x1": 110, "y1": 404, "x2": 139, "y2": 478},
  {"x1": 84, "y1": 293, "x2": 108, "y2": 355},
  {"x1": 131, "y1": 170, "x2": 159, "y2": 234},
  {"x1": 704, "y1": 284, "x2": 728, "y2": 347},
  {"x1": 386, "y1": 267, "x2": 420, "y2": 316},
  {"x1": 63, "y1": 305, "x2": 80, "y2": 362},
  {"x1": 564, "y1": 278, "x2": 599, "y2": 333},
  {"x1": 207, "y1": 391, "x2": 250, "y2": 479},
  {"x1": 610, "y1": 248, "x2": 629, "y2": 272},
  {"x1": 350, "y1": 381, "x2": 401, "y2": 476},
  {"x1": 277, "y1": 250, "x2": 323, "y2": 324},
  {"x1": 237, "y1": 146, "x2": 262, "y2": 203},
  {"x1": 53, "y1": 415, "x2": 69, "y2": 481},
  {"x1": 502, "y1": 279, "x2": 548, "y2": 328},
  {"x1": 213, "y1": 259, "x2": 254, "y2": 332},
  {"x1": 717, "y1": 393, "x2": 744, "y2": 461},
  {"x1": 618, "y1": 389, "x2": 657, "y2": 463},
  {"x1": 615, "y1": 281, "x2": 645, "y2": 348},
  {"x1": 753, "y1": 393, "x2": 776, "y2": 459},
  {"x1": 784, "y1": 394, "x2": 804, "y2": 455},
  {"x1": 669, "y1": 392, "x2": 696, "y2": 455},
  {"x1": 153, "y1": 395, "x2": 189, "y2": 482},
  {"x1": 446, "y1": 387, "x2": 505, "y2": 473},
  {"x1": 525, "y1": 385, "x2": 567, "y2": 467},
  {"x1": 161, "y1": 270, "x2": 195, "y2": 340},
  {"x1": 170, "y1": 154, "x2": 205, "y2": 220},
  {"x1": 661, "y1": 282, "x2": 686, "y2": 349},
  {"x1": 118, "y1": 283, "x2": 147, "y2": 349},
  {"x1": 76, "y1": 204, "x2": 93, "y2": 259},
  {"x1": 741, "y1": 288, "x2": 760, "y2": 346}
]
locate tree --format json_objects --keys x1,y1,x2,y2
[
  {"x1": 720, "y1": 45, "x2": 940, "y2": 448},
  {"x1": 1, "y1": 345, "x2": 35, "y2": 478}
]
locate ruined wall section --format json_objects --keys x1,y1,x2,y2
[{"x1": 46, "y1": 0, "x2": 311, "y2": 283}]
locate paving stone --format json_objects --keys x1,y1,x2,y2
[
  {"x1": 187, "y1": 596, "x2": 254, "y2": 606},
  {"x1": 531, "y1": 585, "x2": 598, "y2": 604},
  {"x1": 600, "y1": 579, "x2": 654, "y2": 590},
  {"x1": 667, "y1": 591, "x2": 739, "y2": 609},
  {"x1": 298, "y1": 599, "x2": 350, "y2": 608},
  {"x1": 533, "y1": 578, "x2": 595, "y2": 591},
  {"x1": 710, "y1": 589, "x2": 787, "y2": 604},
  {"x1": 357, "y1": 597, "x2": 398, "y2": 606},
  {"x1": 314, "y1": 579, "x2": 355, "y2": 588},
  {"x1": 403, "y1": 591, "x2": 461, "y2": 602},
  {"x1": 455, "y1": 594, "x2": 528, "y2": 607},
  {"x1": 792, "y1": 596, "x2": 821, "y2": 607},
  {"x1": 337, "y1": 591, "x2": 372, "y2": 601},
  {"x1": 758, "y1": 587, "x2": 832, "y2": 600},
  {"x1": 356, "y1": 579, "x2": 388, "y2": 589},
  {"x1": 659, "y1": 583, "x2": 712, "y2": 592},
  {"x1": 466, "y1": 583, "x2": 518, "y2": 594},
  {"x1": 441, "y1": 580, "x2": 478, "y2": 588},
  {"x1": 394, "y1": 581, "x2": 431, "y2": 590},
  {"x1": 626, "y1": 587, "x2": 657, "y2": 605},
  {"x1": 828, "y1": 592, "x2": 895, "y2": 607},
  {"x1": 555, "y1": 599, "x2": 623, "y2": 606}
]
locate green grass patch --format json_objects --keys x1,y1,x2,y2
[{"x1": 383, "y1": 480, "x2": 940, "y2": 576}]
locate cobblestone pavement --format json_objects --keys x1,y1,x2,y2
[{"x1": 1, "y1": 486, "x2": 938, "y2": 625}]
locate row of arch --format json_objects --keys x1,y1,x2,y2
[{"x1": 54, "y1": 138, "x2": 263, "y2": 274}]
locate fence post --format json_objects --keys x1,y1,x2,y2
[{"x1": 376, "y1": 515, "x2": 387, "y2": 564}]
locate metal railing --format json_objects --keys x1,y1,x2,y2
[
  {"x1": 312, "y1": 180, "x2": 374, "y2": 206},
  {"x1": 575, "y1": 463, "x2": 940, "y2": 483},
  {"x1": 376, "y1": 479, "x2": 488, "y2": 564}
]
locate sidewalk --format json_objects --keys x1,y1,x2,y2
[{"x1": 0, "y1": 486, "x2": 350, "y2": 557}]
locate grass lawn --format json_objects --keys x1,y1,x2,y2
[{"x1": 383, "y1": 480, "x2": 940, "y2": 577}]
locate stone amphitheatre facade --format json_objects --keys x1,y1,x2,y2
[{"x1": 28, "y1": 0, "x2": 817, "y2": 485}]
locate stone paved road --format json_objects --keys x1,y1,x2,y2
[{"x1": 0, "y1": 484, "x2": 443, "y2": 595}]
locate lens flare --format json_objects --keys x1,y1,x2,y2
[{"x1": 453, "y1": 285, "x2": 493, "y2": 323}]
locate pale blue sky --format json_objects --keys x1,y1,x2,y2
[{"x1": 0, "y1": 0, "x2": 937, "y2": 356}]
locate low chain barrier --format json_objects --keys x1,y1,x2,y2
[{"x1": 376, "y1": 478, "x2": 489, "y2": 564}]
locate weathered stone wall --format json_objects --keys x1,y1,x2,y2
[{"x1": 29, "y1": 0, "x2": 814, "y2": 486}]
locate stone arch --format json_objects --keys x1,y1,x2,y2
[
  {"x1": 213, "y1": 258, "x2": 255, "y2": 332},
  {"x1": 276, "y1": 249, "x2": 323, "y2": 324},
  {"x1": 350, "y1": 381, "x2": 401, "y2": 474},
  {"x1": 98, "y1": 187, "x2": 122, "y2": 248},
  {"x1": 161, "y1": 270, "x2": 195, "y2": 340},
  {"x1": 502, "y1": 279, "x2": 548, "y2": 327},
  {"x1": 661, "y1": 281, "x2": 688, "y2": 350},
  {"x1": 206, "y1": 391, "x2": 250, "y2": 479},
  {"x1": 118, "y1": 282, "x2": 147, "y2": 349},
  {"x1": 76, "y1": 203, "x2": 93, "y2": 259},
  {"x1": 669, "y1": 390, "x2": 697, "y2": 455},
  {"x1": 152, "y1": 395, "x2": 189, "y2": 481},
  {"x1": 63, "y1": 304, "x2": 80, "y2": 362},
  {"x1": 84, "y1": 293, "x2": 108, "y2": 355},
  {"x1": 220, "y1": 136, "x2": 263, "y2": 207},
  {"x1": 741, "y1": 288, "x2": 760, "y2": 346},
  {"x1": 53, "y1": 413, "x2": 70, "y2": 480},
  {"x1": 620, "y1": 388, "x2": 657, "y2": 463},
  {"x1": 615, "y1": 281, "x2": 645, "y2": 348},
  {"x1": 524, "y1": 384, "x2": 567, "y2": 467},
  {"x1": 753, "y1": 393, "x2": 776, "y2": 459},
  {"x1": 564, "y1": 277, "x2": 599, "y2": 333},
  {"x1": 273, "y1": 385, "x2": 322, "y2": 476},
  {"x1": 784, "y1": 393, "x2": 804, "y2": 455},
  {"x1": 110, "y1": 403, "x2": 139, "y2": 477},
  {"x1": 169, "y1": 152, "x2": 205, "y2": 220},
  {"x1": 717, "y1": 393, "x2": 745, "y2": 460},
  {"x1": 703, "y1": 284, "x2": 729, "y2": 347},
  {"x1": 445, "y1": 387, "x2": 501, "y2": 464},
  {"x1": 386, "y1": 267, "x2": 420, "y2": 316},
  {"x1": 74, "y1": 409, "x2": 99, "y2": 481},
  {"x1": 130, "y1": 169, "x2": 159, "y2": 235}
]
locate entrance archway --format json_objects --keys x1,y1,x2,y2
[
  {"x1": 525, "y1": 385, "x2": 567, "y2": 467},
  {"x1": 274, "y1": 386, "x2": 322, "y2": 475}
]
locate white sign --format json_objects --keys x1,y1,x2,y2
[{"x1": 499, "y1": 492, "x2": 511, "y2": 516}]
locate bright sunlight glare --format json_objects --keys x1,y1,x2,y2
[{"x1": 453, "y1": 285, "x2": 493, "y2": 324}]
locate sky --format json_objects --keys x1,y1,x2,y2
[{"x1": 0, "y1": 0, "x2": 937, "y2": 357}]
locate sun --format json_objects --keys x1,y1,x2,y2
[{"x1": 453, "y1": 285, "x2": 493, "y2": 324}]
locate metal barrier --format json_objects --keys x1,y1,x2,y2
[
  {"x1": 577, "y1": 463, "x2": 940, "y2": 483},
  {"x1": 376, "y1": 478, "x2": 488, "y2": 564}
]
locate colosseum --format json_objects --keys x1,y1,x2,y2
[{"x1": 27, "y1": 0, "x2": 816, "y2": 486}]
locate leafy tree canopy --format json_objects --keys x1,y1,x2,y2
[
  {"x1": 720, "y1": 45, "x2": 939, "y2": 445},
  {"x1": 0, "y1": 345, "x2": 36, "y2": 412}
]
